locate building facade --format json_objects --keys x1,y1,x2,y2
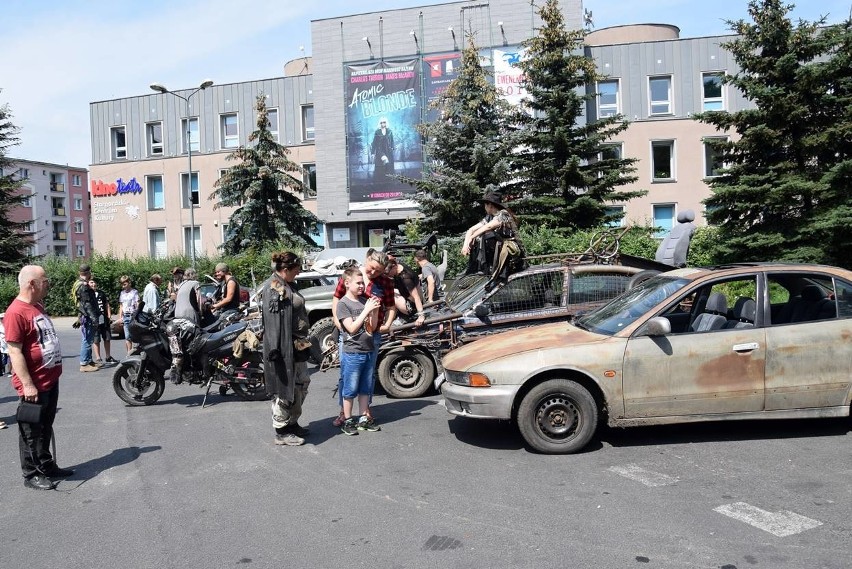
[
  {"x1": 3, "y1": 159, "x2": 91, "y2": 259},
  {"x1": 88, "y1": 60, "x2": 317, "y2": 258}
]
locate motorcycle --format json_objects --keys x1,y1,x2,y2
[{"x1": 112, "y1": 300, "x2": 267, "y2": 407}]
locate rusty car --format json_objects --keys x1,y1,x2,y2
[{"x1": 440, "y1": 263, "x2": 852, "y2": 454}]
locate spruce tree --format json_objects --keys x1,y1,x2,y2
[
  {"x1": 0, "y1": 97, "x2": 35, "y2": 271},
  {"x1": 695, "y1": 0, "x2": 852, "y2": 265},
  {"x1": 507, "y1": 0, "x2": 643, "y2": 231},
  {"x1": 401, "y1": 36, "x2": 515, "y2": 235},
  {"x1": 211, "y1": 95, "x2": 319, "y2": 254}
]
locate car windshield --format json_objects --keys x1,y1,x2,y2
[
  {"x1": 445, "y1": 274, "x2": 490, "y2": 312},
  {"x1": 575, "y1": 275, "x2": 691, "y2": 335}
]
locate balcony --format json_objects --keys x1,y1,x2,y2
[
  {"x1": 50, "y1": 182, "x2": 65, "y2": 192},
  {"x1": 53, "y1": 208, "x2": 66, "y2": 216},
  {"x1": 52, "y1": 232, "x2": 67, "y2": 241}
]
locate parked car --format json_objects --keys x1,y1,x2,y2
[
  {"x1": 441, "y1": 263, "x2": 852, "y2": 454},
  {"x1": 377, "y1": 260, "x2": 658, "y2": 398}
]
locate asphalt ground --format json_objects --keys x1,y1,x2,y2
[{"x1": 1, "y1": 317, "x2": 850, "y2": 569}]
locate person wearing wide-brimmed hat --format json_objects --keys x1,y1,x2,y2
[{"x1": 461, "y1": 187, "x2": 525, "y2": 281}]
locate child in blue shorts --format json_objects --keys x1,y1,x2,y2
[{"x1": 336, "y1": 267, "x2": 382, "y2": 435}]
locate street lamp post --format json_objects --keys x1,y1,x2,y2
[{"x1": 149, "y1": 79, "x2": 214, "y2": 268}]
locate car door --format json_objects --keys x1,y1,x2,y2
[
  {"x1": 621, "y1": 275, "x2": 766, "y2": 418},
  {"x1": 763, "y1": 273, "x2": 852, "y2": 410}
]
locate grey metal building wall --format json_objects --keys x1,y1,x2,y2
[
  {"x1": 90, "y1": 76, "x2": 313, "y2": 165},
  {"x1": 587, "y1": 34, "x2": 749, "y2": 122},
  {"x1": 311, "y1": 0, "x2": 582, "y2": 246}
]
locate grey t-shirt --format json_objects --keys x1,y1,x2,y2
[
  {"x1": 337, "y1": 295, "x2": 374, "y2": 353},
  {"x1": 174, "y1": 280, "x2": 201, "y2": 324},
  {"x1": 419, "y1": 261, "x2": 442, "y2": 301}
]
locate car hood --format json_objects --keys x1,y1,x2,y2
[
  {"x1": 442, "y1": 320, "x2": 606, "y2": 371},
  {"x1": 299, "y1": 284, "x2": 336, "y2": 301}
]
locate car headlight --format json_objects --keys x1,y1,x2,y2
[{"x1": 445, "y1": 370, "x2": 491, "y2": 387}]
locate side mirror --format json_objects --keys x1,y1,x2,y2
[
  {"x1": 474, "y1": 303, "x2": 491, "y2": 319},
  {"x1": 639, "y1": 316, "x2": 671, "y2": 337}
]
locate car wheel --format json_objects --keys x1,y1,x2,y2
[
  {"x1": 628, "y1": 270, "x2": 661, "y2": 289},
  {"x1": 377, "y1": 347, "x2": 435, "y2": 399},
  {"x1": 517, "y1": 379, "x2": 598, "y2": 454},
  {"x1": 307, "y1": 317, "x2": 336, "y2": 365}
]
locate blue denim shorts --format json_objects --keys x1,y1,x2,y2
[
  {"x1": 340, "y1": 351, "x2": 374, "y2": 399},
  {"x1": 123, "y1": 317, "x2": 131, "y2": 340}
]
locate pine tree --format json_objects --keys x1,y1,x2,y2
[
  {"x1": 210, "y1": 95, "x2": 319, "y2": 254},
  {"x1": 401, "y1": 36, "x2": 515, "y2": 235},
  {"x1": 695, "y1": 0, "x2": 852, "y2": 265},
  {"x1": 507, "y1": 0, "x2": 643, "y2": 230},
  {"x1": 0, "y1": 97, "x2": 35, "y2": 271}
]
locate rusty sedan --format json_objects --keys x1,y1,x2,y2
[{"x1": 441, "y1": 263, "x2": 852, "y2": 454}]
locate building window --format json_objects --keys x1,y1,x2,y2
[
  {"x1": 74, "y1": 219, "x2": 84, "y2": 233},
  {"x1": 54, "y1": 246, "x2": 67, "y2": 257},
  {"x1": 149, "y1": 229, "x2": 167, "y2": 259},
  {"x1": 184, "y1": 226, "x2": 202, "y2": 257},
  {"x1": 50, "y1": 173, "x2": 65, "y2": 192},
  {"x1": 653, "y1": 204, "x2": 676, "y2": 238},
  {"x1": 649, "y1": 76, "x2": 672, "y2": 115},
  {"x1": 52, "y1": 221, "x2": 67, "y2": 240},
  {"x1": 651, "y1": 140, "x2": 675, "y2": 181},
  {"x1": 267, "y1": 108, "x2": 279, "y2": 142},
  {"x1": 220, "y1": 114, "x2": 239, "y2": 148},
  {"x1": 182, "y1": 118, "x2": 199, "y2": 153},
  {"x1": 23, "y1": 221, "x2": 34, "y2": 232},
  {"x1": 17, "y1": 168, "x2": 29, "y2": 178},
  {"x1": 302, "y1": 163, "x2": 317, "y2": 199},
  {"x1": 181, "y1": 172, "x2": 199, "y2": 208},
  {"x1": 703, "y1": 137, "x2": 727, "y2": 177},
  {"x1": 21, "y1": 194, "x2": 31, "y2": 207},
  {"x1": 72, "y1": 174, "x2": 82, "y2": 187},
  {"x1": 147, "y1": 175, "x2": 164, "y2": 210},
  {"x1": 111, "y1": 126, "x2": 127, "y2": 159},
  {"x1": 221, "y1": 223, "x2": 230, "y2": 241},
  {"x1": 51, "y1": 197, "x2": 65, "y2": 216},
  {"x1": 597, "y1": 80, "x2": 619, "y2": 118},
  {"x1": 76, "y1": 244, "x2": 86, "y2": 257},
  {"x1": 73, "y1": 196, "x2": 83, "y2": 210},
  {"x1": 702, "y1": 72, "x2": 724, "y2": 111},
  {"x1": 604, "y1": 206, "x2": 625, "y2": 227},
  {"x1": 147, "y1": 122, "x2": 164, "y2": 156},
  {"x1": 301, "y1": 105, "x2": 314, "y2": 141}
]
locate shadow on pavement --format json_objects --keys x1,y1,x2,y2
[
  {"x1": 60, "y1": 445, "x2": 161, "y2": 489},
  {"x1": 304, "y1": 398, "x2": 438, "y2": 446},
  {"x1": 447, "y1": 417, "x2": 525, "y2": 451}
]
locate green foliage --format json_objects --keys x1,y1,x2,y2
[
  {"x1": 694, "y1": 0, "x2": 852, "y2": 267},
  {"x1": 0, "y1": 96, "x2": 37, "y2": 271},
  {"x1": 400, "y1": 35, "x2": 516, "y2": 235},
  {"x1": 506, "y1": 0, "x2": 646, "y2": 230},
  {"x1": 0, "y1": 242, "x2": 316, "y2": 316},
  {"x1": 211, "y1": 95, "x2": 320, "y2": 255}
]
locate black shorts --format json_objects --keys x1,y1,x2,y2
[{"x1": 93, "y1": 323, "x2": 110, "y2": 343}]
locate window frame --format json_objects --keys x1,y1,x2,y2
[
  {"x1": 71, "y1": 174, "x2": 82, "y2": 187},
  {"x1": 183, "y1": 226, "x2": 202, "y2": 258},
  {"x1": 703, "y1": 136, "x2": 728, "y2": 178},
  {"x1": 149, "y1": 228, "x2": 167, "y2": 259},
  {"x1": 649, "y1": 75, "x2": 673, "y2": 116},
  {"x1": 181, "y1": 172, "x2": 199, "y2": 208},
  {"x1": 220, "y1": 113, "x2": 239, "y2": 149},
  {"x1": 182, "y1": 117, "x2": 200, "y2": 153},
  {"x1": 73, "y1": 196, "x2": 83, "y2": 211},
  {"x1": 652, "y1": 204, "x2": 676, "y2": 238},
  {"x1": 111, "y1": 126, "x2": 127, "y2": 159},
  {"x1": 74, "y1": 219, "x2": 84, "y2": 234},
  {"x1": 651, "y1": 139, "x2": 676, "y2": 181},
  {"x1": 146, "y1": 121, "x2": 164, "y2": 157},
  {"x1": 301, "y1": 105, "x2": 314, "y2": 141},
  {"x1": 147, "y1": 174, "x2": 165, "y2": 210},
  {"x1": 302, "y1": 162, "x2": 317, "y2": 199},
  {"x1": 701, "y1": 72, "x2": 725, "y2": 112},
  {"x1": 266, "y1": 108, "x2": 279, "y2": 142},
  {"x1": 597, "y1": 79, "x2": 620, "y2": 118}
]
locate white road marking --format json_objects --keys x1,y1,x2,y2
[
  {"x1": 714, "y1": 502, "x2": 823, "y2": 537},
  {"x1": 607, "y1": 464, "x2": 679, "y2": 487}
]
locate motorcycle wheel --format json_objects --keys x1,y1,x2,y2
[
  {"x1": 113, "y1": 360, "x2": 165, "y2": 406},
  {"x1": 229, "y1": 371, "x2": 269, "y2": 401}
]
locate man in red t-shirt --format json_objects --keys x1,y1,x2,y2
[{"x1": 5, "y1": 265, "x2": 70, "y2": 491}]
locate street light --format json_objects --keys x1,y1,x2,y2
[{"x1": 149, "y1": 79, "x2": 214, "y2": 268}]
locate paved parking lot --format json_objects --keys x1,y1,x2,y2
[{"x1": 0, "y1": 317, "x2": 850, "y2": 568}]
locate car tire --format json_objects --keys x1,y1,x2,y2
[
  {"x1": 628, "y1": 270, "x2": 661, "y2": 289},
  {"x1": 377, "y1": 347, "x2": 435, "y2": 399},
  {"x1": 307, "y1": 317, "x2": 336, "y2": 365},
  {"x1": 517, "y1": 379, "x2": 598, "y2": 454}
]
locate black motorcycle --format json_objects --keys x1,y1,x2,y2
[{"x1": 112, "y1": 301, "x2": 267, "y2": 407}]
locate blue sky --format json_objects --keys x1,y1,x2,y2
[{"x1": 1, "y1": 0, "x2": 848, "y2": 168}]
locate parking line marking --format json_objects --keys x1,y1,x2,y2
[
  {"x1": 713, "y1": 502, "x2": 823, "y2": 537},
  {"x1": 607, "y1": 464, "x2": 678, "y2": 487}
]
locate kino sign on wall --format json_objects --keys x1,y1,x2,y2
[{"x1": 90, "y1": 177, "x2": 143, "y2": 197}]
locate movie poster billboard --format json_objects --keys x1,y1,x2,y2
[
  {"x1": 345, "y1": 59, "x2": 423, "y2": 203},
  {"x1": 493, "y1": 46, "x2": 527, "y2": 108},
  {"x1": 422, "y1": 52, "x2": 461, "y2": 122}
]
